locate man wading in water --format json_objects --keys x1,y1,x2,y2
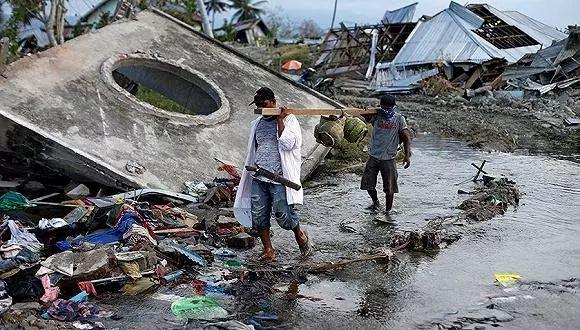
[
  {"x1": 361, "y1": 95, "x2": 411, "y2": 213},
  {"x1": 234, "y1": 87, "x2": 312, "y2": 262}
]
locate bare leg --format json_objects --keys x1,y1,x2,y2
[
  {"x1": 385, "y1": 193, "x2": 394, "y2": 212},
  {"x1": 292, "y1": 224, "x2": 307, "y2": 246},
  {"x1": 258, "y1": 229, "x2": 276, "y2": 261},
  {"x1": 366, "y1": 190, "x2": 380, "y2": 209}
]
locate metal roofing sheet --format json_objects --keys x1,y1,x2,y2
[
  {"x1": 392, "y1": 9, "x2": 492, "y2": 65},
  {"x1": 65, "y1": 0, "x2": 112, "y2": 25},
  {"x1": 17, "y1": 18, "x2": 50, "y2": 47},
  {"x1": 530, "y1": 38, "x2": 567, "y2": 67},
  {"x1": 382, "y1": 2, "x2": 417, "y2": 24},
  {"x1": 390, "y1": 2, "x2": 554, "y2": 66},
  {"x1": 449, "y1": 1, "x2": 483, "y2": 27},
  {"x1": 484, "y1": 6, "x2": 567, "y2": 47}
]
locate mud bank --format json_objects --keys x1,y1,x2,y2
[{"x1": 336, "y1": 90, "x2": 580, "y2": 162}]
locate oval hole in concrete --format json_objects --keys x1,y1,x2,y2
[{"x1": 111, "y1": 58, "x2": 220, "y2": 116}]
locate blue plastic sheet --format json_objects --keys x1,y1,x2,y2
[{"x1": 56, "y1": 211, "x2": 140, "y2": 250}]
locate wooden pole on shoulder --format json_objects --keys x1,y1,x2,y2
[{"x1": 255, "y1": 107, "x2": 378, "y2": 116}]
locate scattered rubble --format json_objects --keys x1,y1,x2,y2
[{"x1": 391, "y1": 176, "x2": 519, "y2": 251}]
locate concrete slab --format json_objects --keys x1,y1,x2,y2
[{"x1": 0, "y1": 10, "x2": 336, "y2": 191}]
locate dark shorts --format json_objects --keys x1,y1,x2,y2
[
  {"x1": 251, "y1": 179, "x2": 300, "y2": 231},
  {"x1": 360, "y1": 157, "x2": 399, "y2": 194}
]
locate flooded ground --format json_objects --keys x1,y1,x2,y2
[{"x1": 106, "y1": 134, "x2": 580, "y2": 329}]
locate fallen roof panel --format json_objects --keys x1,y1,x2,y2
[
  {"x1": 0, "y1": 10, "x2": 336, "y2": 191},
  {"x1": 382, "y1": 2, "x2": 418, "y2": 24}
]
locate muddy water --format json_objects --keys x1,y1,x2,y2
[
  {"x1": 105, "y1": 134, "x2": 580, "y2": 329},
  {"x1": 268, "y1": 134, "x2": 580, "y2": 329}
]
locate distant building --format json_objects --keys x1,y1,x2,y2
[
  {"x1": 234, "y1": 18, "x2": 269, "y2": 45},
  {"x1": 66, "y1": 0, "x2": 124, "y2": 28},
  {"x1": 0, "y1": 0, "x2": 132, "y2": 52}
]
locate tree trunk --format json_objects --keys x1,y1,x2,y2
[
  {"x1": 56, "y1": 0, "x2": 66, "y2": 44},
  {"x1": 211, "y1": 10, "x2": 215, "y2": 31},
  {"x1": 196, "y1": 0, "x2": 213, "y2": 38},
  {"x1": 46, "y1": 0, "x2": 58, "y2": 47}
]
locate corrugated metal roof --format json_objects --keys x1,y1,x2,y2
[
  {"x1": 65, "y1": 0, "x2": 116, "y2": 26},
  {"x1": 389, "y1": 1, "x2": 563, "y2": 67},
  {"x1": 18, "y1": 18, "x2": 50, "y2": 47},
  {"x1": 530, "y1": 38, "x2": 567, "y2": 67},
  {"x1": 449, "y1": 1, "x2": 483, "y2": 27},
  {"x1": 382, "y1": 2, "x2": 417, "y2": 24},
  {"x1": 391, "y1": 9, "x2": 493, "y2": 66},
  {"x1": 495, "y1": 9, "x2": 567, "y2": 47},
  {"x1": 234, "y1": 18, "x2": 260, "y2": 32}
]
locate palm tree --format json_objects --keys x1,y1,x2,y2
[
  {"x1": 230, "y1": 0, "x2": 266, "y2": 23},
  {"x1": 205, "y1": 0, "x2": 229, "y2": 30}
]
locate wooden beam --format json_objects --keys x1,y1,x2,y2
[{"x1": 255, "y1": 107, "x2": 378, "y2": 116}]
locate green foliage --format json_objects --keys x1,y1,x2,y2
[
  {"x1": 7, "y1": 0, "x2": 44, "y2": 23},
  {"x1": 95, "y1": 12, "x2": 110, "y2": 29},
  {"x1": 230, "y1": 0, "x2": 266, "y2": 22},
  {"x1": 215, "y1": 18, "x2": 236, "y2": 41},
  {"x1": 138, "y1": 0, "x2": 149, "y2": 10},
  {"x1": 205, "y1": 0, "x2": 229, "y2": 14},
  {"x1": 136, "y1": 85, "x2": 193, "y2": 115},
  {"x1": 0, "y1": 14, "x2": 21, "y2": 56},
  {"x1": 183, "y1": 0, "x2": 197, "y2": 15},
  {"x1": 278, "y1": 44, "x2": 314, "y2": 68}
]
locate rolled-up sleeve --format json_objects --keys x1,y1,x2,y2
[{"x1": 278, "y1": 115, "x2": 301, "y2": 151}]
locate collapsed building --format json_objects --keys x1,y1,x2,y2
[
  {"x1": 314, "y1": 1, "x2": 575, "y2": 95},
  {"x1": 371, "y1": 2, "x2": 567, "y2": 93},
  {"x1": 314, "y1": 3, "x2": 418, "y2": 78},
  {"x1": 0, "y1": 9, "x2": 336, "y2": 193},
  {"x1": 502, "y1": 28, "x2": 580, "y2": 94}
]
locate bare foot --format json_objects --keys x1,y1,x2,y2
[{"x1": 258, "y1": 250, "x2": 276, "y2": 262}]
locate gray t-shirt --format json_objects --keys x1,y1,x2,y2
[
  {"x1": 254, "y1": 117, "x2": 283, "y2": 183},
  {"x1": 368, "y1": 113, "x2": 408, "y2": 160}
]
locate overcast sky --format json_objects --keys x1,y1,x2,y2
[{"x1": 218, "y1": 0, "x2": 579, "y2": 31}]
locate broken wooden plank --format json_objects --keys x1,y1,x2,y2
[
  {"x1": 153, "y1": 228, "x2": 202, "y2": 235},
  {"x1": 33, "y1": 201, "x2": 82, "y2": 208},
  {"x1": 465, "y1": 67, "x2": 482, "y2": 89},
  {"x1": 0, "y1": 181, "x2": 21, "y2": 189},
  {"x1": 255, "y1": 107, "x2": 378, "y2": 116},
  {"x1": 30, "y1": 192, "x2": 61, "y2": 202}
]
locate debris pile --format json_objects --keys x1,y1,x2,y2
[
  {"x1": 0, "y1": 159, "x2": 261, "y2": 328},
  {"x1": 458, "y1": 177, "x2": 520, "y2": 222},
  {"x1": 391, "y1": 176, "x2": 520, "y2": 251}
]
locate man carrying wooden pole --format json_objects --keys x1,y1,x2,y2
[
  {"x1": 234, "y1": 87, "x2": 313, "y2": 262},
  {"x1": 361, "y1": 95, "x2": 411, "y2": 213}
]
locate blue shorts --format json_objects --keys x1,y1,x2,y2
[{"x1": 251, "y1": 179, "x2": 300, "y2": 231}]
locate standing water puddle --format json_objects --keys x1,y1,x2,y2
[{"x1": 268, "y1": 133, "x2": 580, "y2": 329}]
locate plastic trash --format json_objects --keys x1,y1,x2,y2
[
  {"x1": 222, "y1": 260, "x2": 243, "y2": 267},
  {"x1": 171, "y1": 296, "x2": 228, "y2": 320},
  {"x1": 253, "y1": 313, "x2": 278, "y2": 321},
  {"x1": 163, "y1": 270, "x2": 185, "y2": 283},
  {"x1": 0, "y1": 192, "x2": 33, "y2": 212},
  {"x1": 204, "y1": 285, "x2": 226, "y2": 296},
  {"x1": 494, "y1": 273, "x2": 522, "y2": 286},
  {"x1": 213, "y1": 248, "x2": 236, "y2": 258},
  {"x1": 172, "y1": 245, "x2": 207, "y2": 267},
  {"x1": 70, "y1": 291, "x2": 89, "y2": 303}
]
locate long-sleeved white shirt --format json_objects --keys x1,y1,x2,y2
[{"x1": 233, "y1": 114, "x2": 303, "y2": 227}]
